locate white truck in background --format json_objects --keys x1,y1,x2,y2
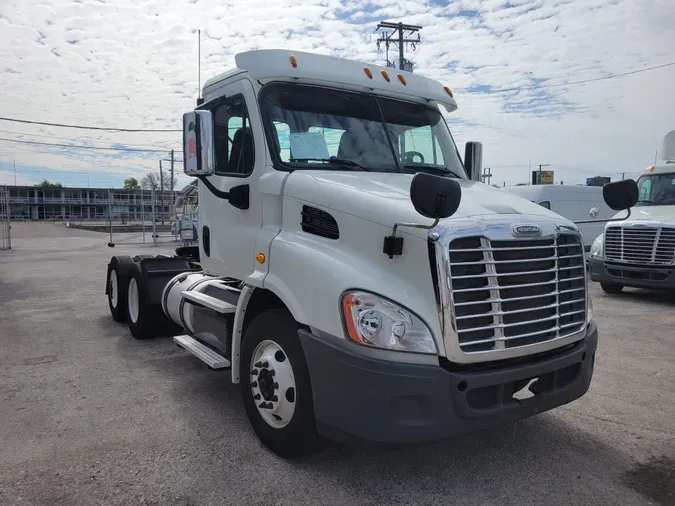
[
  {"x1": 104, "y1": 49, "x2": 637, "y2": 458},
  {"x1": 589, "y1": 130, "x2": 675, "y2": 293},
  {"x1": 502, "y1": 185, "x2": 614, "y2": 251}
]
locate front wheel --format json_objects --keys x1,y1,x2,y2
[
  {"x1": 601, "y1": 282, "x2": 624, "y2": 294},
  {"x1": 240, "y1": 309, "x2": 319, "y2": 459}
]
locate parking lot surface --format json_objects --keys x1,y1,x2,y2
[{"x1": 0, "y1": 223, "x2": 673, "y2": 505}]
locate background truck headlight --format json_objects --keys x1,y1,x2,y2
[
  {"x1": 590, "y1": 234, "x2": 604, "y2": 258},
  {"x1": 341, "y1": 291, "x2": 437, "y2": 354}
]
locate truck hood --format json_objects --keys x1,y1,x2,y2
[
  {"x1": 284, "y1": 171, "x2": 569, "y2": 234},
  {"x1": 613, "y1": 205, "x2": 675, "y2": 224}
]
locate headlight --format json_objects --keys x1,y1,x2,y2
[
  {"x1": 590, "y1": 234, "x2": 603, "y2": 258},
  {"x1": 341, "y1": 291, "x2": 437, "y2": 354}
]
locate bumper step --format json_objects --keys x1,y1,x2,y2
[
  {"x1": 174, "y1": 334, "x2": 231, "y2": 370},
  {"x1": 181, "y1": 290, "x2": 236, "y2": 313}
]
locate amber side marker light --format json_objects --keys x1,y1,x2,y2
[
  {"x1": 444, "y1": 86, "x2": 454, "y2": 98},
  {"x1": 363, "y1": 67, "x2": 374, "y2": 79},
  {"x1": 289, "y1": 55, "x2": 298, "y2": 68},
  {"x1": 397, "y1": 73, "x2": 407, "y2": 86},
  {"x1": 256, "y1": 252, "x2": 266, "y2": 264},
  {"x1": 381, "y1": 70, "x2": 391, "y2": 82}
]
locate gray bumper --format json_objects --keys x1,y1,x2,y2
[
  {"x1": 588, "y1": 256, "x2": 675, "y2": 290},
  {"x1": 298, "y1": 323, "x2": 597, "y2": 446}
]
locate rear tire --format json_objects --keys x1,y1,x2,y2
[
  {"x1": 106, "y1": 255, "x2": 134, "y2": 322},
  {"x1": 127, "y1": 264, "x2": 159, "y2": 339},
  {"x1": 240, "y1": 309, "x2": 319, "y2": 459},
  {"x1": 601, "y1": 282, "x2": 624, "y2": 294}
]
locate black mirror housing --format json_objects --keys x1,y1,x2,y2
[
  {"x1": 603, "y1": 179, "x2": 638, "y2": 211},
  {"x1": 410, "y1": 173, "x2": 462, "y2": 219}
]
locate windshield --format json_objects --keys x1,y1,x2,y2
[
  {"x1": 259, "y1": 82, "x2": 466, "y2": 177},
  {"x1": 636, "y1": 172, "x2": 675, "y2": 205}
]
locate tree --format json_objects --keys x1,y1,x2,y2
[
  {"x1": 140, "y1": 171, "x2": 176, "y2": 191},
  {"x1": 39, "y1": 179, "x2": 62, "y2": 188},
  {"x1": 123, "y1": 177, "x2": 140, "y2": 190}
]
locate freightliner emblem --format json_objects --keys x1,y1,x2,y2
[{"x1": 512, "y1": 225, "x2": 542, "y2": 237}]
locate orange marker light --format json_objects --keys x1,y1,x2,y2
[
  {"x1": 363, "y1": 66, "x2": 373, "y2": 79},
  {"x1": 289, "y1": 55, "x2": 298, "y2": 68},
  {"x1": 381, "y1": 70, "x2": 391, "y2": 82},
  {"x1": 443, "y1": 86, "x2": 454, "y2": 97},
  {"x1": 397, "y1": 73, "x2": 407, "y2": 86},
  {"x1": 256, "y1": 252, "x2": 266, "y2": 264},
  {"x1": 648, "y1": 165, "x2": 655, "y2": 172}
]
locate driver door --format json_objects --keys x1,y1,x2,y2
[{"x1": 198, "y1": 78, "x2": 263, "y2": 280}]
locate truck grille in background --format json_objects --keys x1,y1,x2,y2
[
  {"x1": 449, "y1": 235, "x2": 586, "y2": 353},
  {"x1": 604, "y1": 225, "x2": 675, "y2": 265}
]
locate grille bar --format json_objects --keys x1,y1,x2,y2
[{"x1": 449, "y1": 234, "x2": 587, "y2": 353}]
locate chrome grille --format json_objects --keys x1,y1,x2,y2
[
  {"x1": 449, "y1": 234, "x2": 586, "y2": 353},
  {"x1": 605, "y1": 225, "x2": 675, "y2": 265}
]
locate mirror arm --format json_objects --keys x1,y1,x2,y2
[
  {"x1": 574, "y1": 207, "x2": 632, "y2": 224},
  {"x1": 383, "y1": 218, "x2": 441, "y2": 259}
]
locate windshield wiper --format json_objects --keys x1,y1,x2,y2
[
  {"x1": 403, "y1": 164, "x2": 461, "y2": 178},
  {"x1": 290, "y1": 157, "x2": 369, "y2": 171}
]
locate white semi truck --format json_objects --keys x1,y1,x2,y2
[
  {"x1": 105, "y1": 49, "x2": 637, "y2": 458},
  {"x1": 589, "y1": 130, "x2": 675, "y2": 294}
]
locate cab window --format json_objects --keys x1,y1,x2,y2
[{"x1": 212, "y1": 94, "x2": 254, "y2": 175}]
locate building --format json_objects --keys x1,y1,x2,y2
[{"x1": 3, "y1": 184, "x2": 178, "y2": 222}]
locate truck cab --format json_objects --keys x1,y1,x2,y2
[
  {"x1": 106, "y1": 49, "x2": 637, "y2": 458},
  {"x1": 588, "y1": 130, "x2": 675, "y2": 294}
]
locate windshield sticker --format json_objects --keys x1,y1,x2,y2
[{"x1": 290, "y1": 132, "x2": 330, "y2": 160}]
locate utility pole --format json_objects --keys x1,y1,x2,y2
[
  {"x1": 159, "y1": 160, "x2": 164, "y2": 226},
  {"x1": 537, "y1": 163, "x2": 550, "y2": 185},
  {"x1": 13, "y1": 160, "x2": 16, "y2": 186},
  {"x1": 376, "y1": 21, "x2": 421, "y2": 72}
]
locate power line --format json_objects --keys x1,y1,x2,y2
[
  {"x1": 0, "y1": 128, "x2": 178, "y2": 151},
  {"x1": 0, "y1": 136, "x2": 175, "y2": 153},
  {"x1": 473, "y1": 61, "x2": 675, "y2": 94},
  {"x1": 0, "y1": 116, "x2": 181, "y2": 133}
]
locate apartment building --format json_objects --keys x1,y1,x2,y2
[{"x1": 4, "y1": 185, "x2": 178, "y2": 221}]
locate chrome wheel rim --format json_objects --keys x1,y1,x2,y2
[{"x1": 250, "y1": 339, "x2": 296, "y2": 429}]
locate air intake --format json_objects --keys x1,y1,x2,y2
[{"x1": 301, "y1": 206, "x2": 339, "y2": 239}]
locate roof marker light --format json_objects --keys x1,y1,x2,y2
[
  {"x1": 363, "y1": 67, "x2": 373, "y2": 79},
  {"x1": 289, "y1": 55, "x2": 298, "y2": 68},
  {"x1": 381, "y1": 70, "x2": 390, "y2": 82},
  {"x1": 397, "y1": 73, "x2": 407, "y2": 86},
  {"x1": 443, "y1": 86, "x2": 454, "y2": 98}
]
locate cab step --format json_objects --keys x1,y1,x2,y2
[
  {"x1": 174, "y1": 334, "x2": 231, "y2": 370},
  {"x1": 181, "y1": 290, "x2": 236, "y2": 314}
]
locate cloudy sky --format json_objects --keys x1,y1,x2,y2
[{"x1": 0, "y1": 0, "x2": 674, "y2": 189}]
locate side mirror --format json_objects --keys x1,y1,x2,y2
[
  {"x1": 589, "y1": 207, "x2": 599, "y2": 218},
  {"x1": 183, "y1": 110, "x2": 215, "y2": 176},
  {"x1": 603, "y1": 179, "x2": 638, "y2": 211},
  {"x1": 464, "y1": 141, "x2": 483, "y2": 182},
  {"x1": 410, "y1": 172, "x2": 462, "y2": 219}
]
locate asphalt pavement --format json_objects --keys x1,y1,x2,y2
[{"x1": 0, "y1": 222, "x2": 673, "y2": 505}]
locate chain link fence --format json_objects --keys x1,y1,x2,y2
[{"x1": 0, "y1": 186, "x2": 10, "y2": 250}]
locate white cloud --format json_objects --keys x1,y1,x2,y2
[{"x1": 0, "y1": 0, "x2": 673, "y2": 187}]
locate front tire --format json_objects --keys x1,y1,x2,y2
[
  {"x1": 240, "y1": 309, "x2": 319, "y2": 459},
  {"x1": 601, "y1": 282, "x2": 624, "y2": 294}
]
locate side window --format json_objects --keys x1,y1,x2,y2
[
  {"x1": 399, "y1": 125, "x2": 445, "y2": 165},
  {"x1": 307, "y1": 126, "x2": 345, "y2": 158},
  {"x1": 212, "y1": 94, "x2": 254, "y2": 175},
  {"x1": 273, "y1": 121, "x2": 291, "y2": 162},
  {"x1": 538, "y1": 200, "x2": 551, "y2": 210},
  {"x1": 638, "y1": 179, "x2": 652, "y2": 200}
]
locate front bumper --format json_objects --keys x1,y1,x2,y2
[
  {"x1": 298, "y1": 323, "x2": 597, "y2": 445},
  {"x1": 588, "y1": 256, "x2": 675, "y2": 290}
]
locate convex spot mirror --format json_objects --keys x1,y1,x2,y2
[
  {"x1": 603, "y1": 179, "x2": 638, "y2": 211},
  {"x1": 410, "y1": 172, "x2": 462, "y2": 219},
  {"x1": 183, "y1": 110, "x2": 215, "y2": 177}
]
